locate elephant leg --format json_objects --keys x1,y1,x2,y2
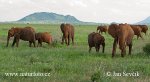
[
  {"x1": 65, "y1": 38, "x2": 67, "y2": 45},
  {"x1": 40, "y1": 42, "x2": 42, "y2": 47},
  {"x1": 33, "y1": 41, "x2": 36, "y2": 47},
  {"x1": 97, "y1": 46, "x2": 100, "y2": 52},
  {"x1": 102, "y1": 43, "x2": 105, "y2": 53},
  {"x1": 121, "y1": 50, "x2": 124, "y2": 57},
  {"x1": 95, "y1": 47, "x2": 97, "y2": 52},
  {"x1": 68, "y1": 35, "x2": 70, "y2": 46},
  {"x1": 137, "y1": 35, "x2": 140, "y2": 40},
  {"x1": 112, "y1": 38, "x2": 117, "y2": 57},
  {"x1": 37, "y1": 42, "x2": 39, "y2": 47},
  {"x1": 29, "y1": 41, "x2": 35, "y2": 47},
  {"x1": 89, "y1": 47, "x2": 92, "y2": 53},
  {"x1": 40, "y1": 39, "x2": 43, "y2": 47},
  {"x1": 29, "y1": 41, "x2": 32, "y2": 47},
  {"x1": 64, "y1": 34, "x2": 68, "y2": 45},
  {"x1": 12, "y1": 37, "x2": 17, "y2": 47},
  {"x1": 61, "y1": 34, "x2": 65, "y2": 44},
  {"x1": 37, "y1": 40, "x2": 40, "y2": 47},
  {"x1": 38, "y1": 40, "x2": 42, "y2": 47},
  {"x1": 95, "y1": 44, "x2": 99, "y2": 52},
  {"x1": 12, "y1": 34, "x2": 20, "y2": 47},
  {"x1": 16, "y1": 38, "x2": 20, "y2": 47},
  {"x1": 128, "y1": 43, "x2": 132, "y2": 55},
  {"x1": 38, "y1": 39, "x2": 42, "y2": 47},
  {"x1": 71, "y1": 35, "x2": 74, "y2": 45}
]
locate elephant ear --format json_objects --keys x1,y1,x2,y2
[
  {"x1": 108, "y1": 24, "x2": 119, "y2": 38},
  {"x1": 97, "y1": 26, "x2": 100, "y2": 30},
  {"x1": 137, "y1": 26, "x2": 142, "y2": 31},
  {"x1": 60, "y1": 23, "x2": 65, "y2": 27},
  {"x1": 60, "y1": 23, "x2": 65, "y2": 32}
]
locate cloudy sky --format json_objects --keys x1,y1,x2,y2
[{"x1": 0, "y1": 0, "x2": 150, "y2": 23}]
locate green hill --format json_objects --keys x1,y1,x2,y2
[{"x1": 17, "y1": 12, "x2": 97, "y2": 24}]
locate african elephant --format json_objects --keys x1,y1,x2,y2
[
  {"x1": 108, "y1": 24, "x2": 134, "y2": 57},
  {"x1": 88, "y1": 32, "x2": 105, "y2": 53},
  {"x1": 97, "y1": 25, "x2": 108, "y2": 34},
  {"x1": 130, "y1": 25, "x2": 143, "y2": 39},
  {"x1": 60, "y1": 23, "x2": 74, "y2": 46},
  {"x1": 35, "y1": 32, "x2": 52, "y2": 47},
  {"x1": 6, "y1": 26, "x2": 36, "y2": 47}
]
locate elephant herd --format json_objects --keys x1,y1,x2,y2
[
  {"x1": 6, "y1": 23, "x2": 74, "y2": 47},
  {"x1": 89, "y1": 23, "x2": 148, "y2": 57},
  {"x1": 6, "y1": 23, "x2": 148, "y2": 57}
]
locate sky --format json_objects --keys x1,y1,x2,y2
[{"x1": 0, "y1": 0, "x2": 150, "y2": 23}]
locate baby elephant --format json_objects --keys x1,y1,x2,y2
[
  {"x1": 88, "y1": 32, "x2": 105, "y2": 53},
  {"x1": 35, "y1": 32, "x2": 52, "y2": 47}
]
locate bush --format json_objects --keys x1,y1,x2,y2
[
  {"x1": 143, "y1": 43, "x2": 150, "y2": 55},
  {"x1": 91, "y1": 71, "x2": 115, "y2": 82}
]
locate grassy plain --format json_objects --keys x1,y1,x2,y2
[{"x1": 0, "y1": 23, "x2": 150, "y2": 82}]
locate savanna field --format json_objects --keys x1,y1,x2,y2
[{"x1": 0, "y1": 23, "x2": 150, "y2": 82}]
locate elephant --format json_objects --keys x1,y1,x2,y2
[
  {"x1": 6, "y1": 26, "x2": 36, "y2": 47},
  {"x1": 35, "y1": 32, "x2": 52, "y2": 47},
  {"x1": 130, "y1": 25, "x2": 143, "y2": 39},
  {"x1": 88, "y1": 32, "x2": 105, "y2": 53},
  {"x1": 97, "y1": 25, "x2": 108, "y2": 34},
  {"x1": 108, "y1": 23, "x2": 134, "y2": 57},
  {"x1": 138, "y1": 25, "x2": 148, "y2": 35},
  {"x1": 60, "y1": 23, "x2": 74, "y2": 46}
]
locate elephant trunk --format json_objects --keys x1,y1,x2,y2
[
  {"x1": 145, "y1": 31, "x2": 147, "y2": 35},
  {"x1": 6, "y1": 35, "x2": 10, "y2": 47},
  {"x1": 97, "y1": 28, "x2": 99, "y2": 33}
]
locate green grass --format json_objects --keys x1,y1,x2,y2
[{"x1": 0, "y1": 23, "x2": 150, "y2": 82}]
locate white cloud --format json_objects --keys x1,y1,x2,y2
[
  {"x1": 90, "y1": 0, "x2": 100, "y2": 4},
  {"x1": 70, "y1": 0, "x2": 87, "y2": 7},
  {"x1": 0, "y1": 0, "x2": 150, "y2": 23},
  {"x1": 8, "y1": 0, "x2": 13, "y2": 4}
]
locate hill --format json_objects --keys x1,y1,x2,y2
[
  {"x1": 136, "y1": 16, "x2": 150, "y2": 25},
  {"x1": 17, "y1": 12, "x2": 98, "y2": 24}
]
